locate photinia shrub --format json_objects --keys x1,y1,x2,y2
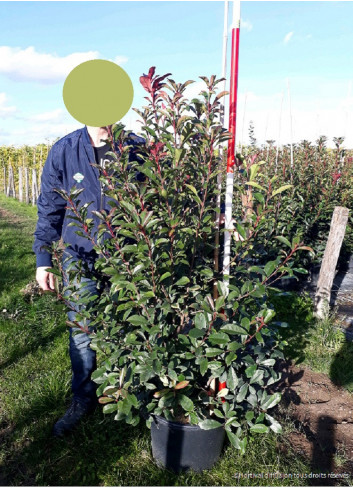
[{"x1": 51, "y1": 67, "x2": 310, "y2": 453}]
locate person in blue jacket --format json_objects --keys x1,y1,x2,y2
[
  {"x1": 33, "y1": 124, "x2": 146, "y2": 437},
  {"x1": 34, "y1": 124, "x2": 227, "y2": 437}
]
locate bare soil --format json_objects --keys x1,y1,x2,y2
[
  {"x1": 275, "y1": 361, "x2": 353, "y2": 482},
  {"x1": 0, "y1": 204, "x2": 23, "y2": 223}
]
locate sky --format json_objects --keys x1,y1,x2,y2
[{"x1": 0, "y1": 0, "x2": 352, "y2": 149}]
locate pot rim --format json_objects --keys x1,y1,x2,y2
[{"x1": 152, "y1": 414, "x2": 224, "y2": 431}]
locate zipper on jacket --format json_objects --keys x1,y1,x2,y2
[
  {"x1": 94, "y1": 152, "x2": 103, "y2": 211},
  {"x1": 100, "y1": 179, "x2": 103, "y2": 210}
]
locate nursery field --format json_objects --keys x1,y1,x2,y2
[
  {"x1": 0, "y1": 192, "x2": 353, "y2": 486},
  {"x1": 1, "y1": 95, "x2": 353, "y2": 483}
]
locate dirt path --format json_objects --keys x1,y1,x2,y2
[
  {"x1": 276, "y1": 362, "x2": 353, "y2": 481},
  {"x1": 0, "y1": 204, "x2": 24, "y2": 224}
]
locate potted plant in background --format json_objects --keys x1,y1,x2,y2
[{"x1": 52, "y1": 67, "x2": 310, "y2": 472}]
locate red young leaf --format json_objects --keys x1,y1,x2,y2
[{"x1": 148, "y1": 66, "x2": 156, "y2": 78}]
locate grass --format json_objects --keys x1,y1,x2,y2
[
  {"x1": 270, "y1": 291, "x2": 353, "y2": 392},
  {"x1": 1, "y1": 193, "x2": 351, "y2": 486}
]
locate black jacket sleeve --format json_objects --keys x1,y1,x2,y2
[{"x1": 33, "y1": 146, "x2": 67, "y2": 267}]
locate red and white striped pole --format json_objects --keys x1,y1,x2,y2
[
  {"x1": 218, "y1": 0, "x2": 241, "y2": 400},
  {"x1": 223, "y1": 0, "x2": 241, "y2": 290}
]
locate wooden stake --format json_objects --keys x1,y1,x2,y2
[
  {"x1": 7, "y1": 165, "x2": 15, "y2": 198},
  {"x1": 11, "y1": 166, "x2": 15, "y2": 198},
  {"x1": 25, "y1": 167, "x2": 30, "y2": 204},
  {"x1": 32, "y1": 168, "x2": 38, "y2": 205},
  {"x1": 39, "y1": 163, "x2": 43, "y2": 194},
  {"x1": 314, "y1": 206, "x2": 349, "y2": 319},
  {"x1": 6, "y1": 164, "x2": 10, "y2": 197},
  {"x1": 18, "y1": 166, "x2": 23, "y2": 202},
  {"x1": 3, "y1": 166, "x2": 6, "y2": 194}
]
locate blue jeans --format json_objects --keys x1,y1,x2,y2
[{"x1": 62, "y1": 258, "x2": 98, "y2": 407}]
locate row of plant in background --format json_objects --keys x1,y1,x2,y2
[
  {"x1": 0, "y1": 142, "x2": 52, "y2": 168},
  {"x1": 236, "y1": 134, "x2": 353, "y2": 270},
  {"x1": 0, "y1": 143, "x2": 52, "y2": 203},
  {"x1": 2, "y1": 126, "x2": 352, "y2": 262}
]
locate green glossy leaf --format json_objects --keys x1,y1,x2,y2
[
  {"x1": 215, "y1": 295, "x2": 225, "y2": 312},
  {"x1": 241, "y1": 317, "x2": 250, "y2": 331},
  {"x1": 208, "y1": 332, "x2": 229, "y2": 346},
  {"x1": 179, "y1": 395, "x2": 194, "y2": 412},
  {"x1": 225, "y1": 352, "x2": 237, "y2": 366},
  {"x1": 264, "y1": 261, "x2": 276, "y2": 277},
  {"x1": 175, "y1": 276, "x2": 190, "y2": 286},
  {"x1": 245, "y1": 411, "x2": 255, "y2": 421},
  {"x1": 275, "y1": 236, "x2": 292, "y2": 248},
  {"x1": 246, "y1": 181, "x2": 266, "y2": 192},
  {"x1": 103, "y1": 403, "x2": 118, "y2": 414},
  {"x1": 250, "y1": 423, "x2": 269, "y2": 434},
  {"x1": 221, "y1": 324, "x2": 247, "y2": 335},
  {"x1": 272, "y1": 184, "x2": 293, "y2": 197},
  {"x1": 245, "y1": 365, "x2": 257, "y2": 378},
  {"x1": 236, "y1": 383, "x2": 248, "y2": 403},
  {"x1": 293, "y1": 268, "x2": 308, "y2": 274},
  {"x1": 199, "y1": 419, "x2": 223, "y2": 430},
  {"x1": 185, "y1": 183, "x2": 198, "y2": 196},
  {"x1": 195, "y1": 313, "x2": 207, "y2": 330},
  {"x1": 261, "y1": 392, "x2": 281, "y2": 410},
  {"x1": 249, "y1": 163, "x2": 260, "y2": 181},
  {"x1": 205, "y1": 348, "x2": 224, "y2": 357},
  {"x1": 265, "y1": 413, "x2": 282, "y2": 434},
  {"x1": 250, "y1": 369, "x2": 264, "y2": 385},
  {"x1": 200, "y1": 357, "x2": 208, "y2": 376},
  {"x1": 226, "y1": 430, "x2": 241, "y2": 449},
  {"x1": 159, "y1": 272, "x2": 171, "y2": 282},
  {"x1": 127, "y1": 315, "x2": 148, "y2": 326},
  {"x1": 189, "y1": 328, "x2": 204, "y2": 339},
  {"x1": 227, "y1": 341, "x2": 242, "y2": 351},
  {"x1": 236, "y1": 223, "x2": 247, "y2": 240},
  {"x1": 264, "y1": 309, "x2": 276, "y2": 323},
  {"x1": 227, "y1": 366, "x2": 239, "y2": 390}
]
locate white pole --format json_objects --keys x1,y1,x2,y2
[
  {"x1": 315, "y1": 101, "x2": 320, "y2": 142},
  {"x1": 221, "y1": 0, "x2": 229, "y2": 113},
  {"x1": 240, "y1": 91, "x2": 247, "y2": 154},
  {"x1": 344, "y1": 80, "x2": 352, "y2": 141},
  {"x1": 213, "y1": 0, "x2": 229, "y2": 300},
  {"x1": 218, "y1": 0, "x2": 229, "y2": 197},
  {"x1": 275, "y1": 91, "x2": 284, "y2": 172},
  {"x1": 264, "y1": 111, "x2": 269, "y2": 149},
  {"x1": 287, "y1": 78, "x2": 294, "y2": 170}
]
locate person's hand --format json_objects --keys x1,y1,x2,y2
[{"x1": 36, "y1": 266, "x2": 55, "y2": 292}]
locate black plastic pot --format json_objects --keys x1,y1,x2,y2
[{"x1": 151, "y1": 415, "x2": 225, "y2": 473}]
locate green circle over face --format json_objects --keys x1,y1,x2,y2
[{"x1": 63, "y1": 59, "x2": 133, "y2": 126}]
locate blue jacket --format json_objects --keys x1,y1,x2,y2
[{"x1": 33, "y1": 126, "x2": 146, "y2": 268}]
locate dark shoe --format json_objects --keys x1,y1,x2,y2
[{"x1": 52, "y1": 399, "x2": 97, "y2": 438}]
